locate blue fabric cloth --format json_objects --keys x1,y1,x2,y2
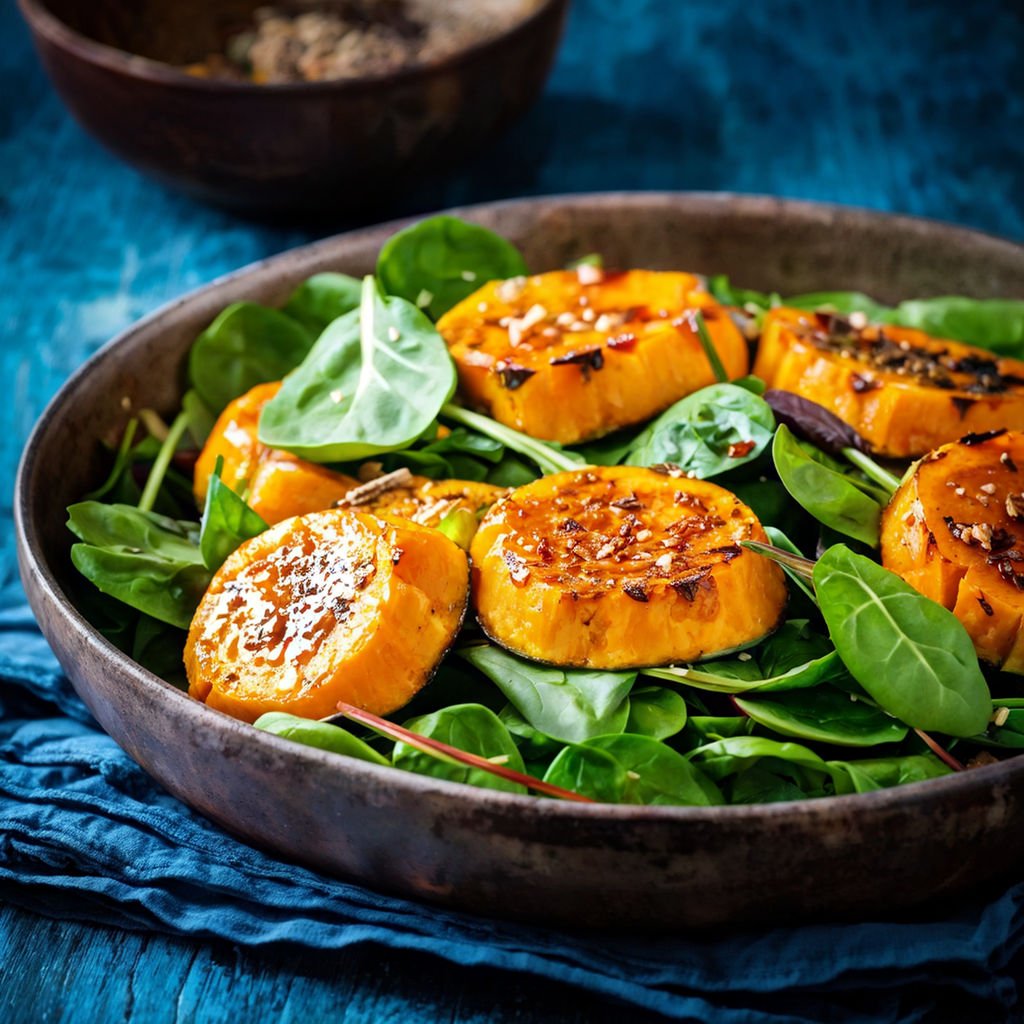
[{"x1": 3, "y1": 0, "x2": 1024, "y2": 1019}]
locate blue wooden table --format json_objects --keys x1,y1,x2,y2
[{"x1": 2, "y1": 0, "x2": 1023, "y2": 1020}]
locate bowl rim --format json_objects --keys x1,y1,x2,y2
[
  {"x1": 15, "y1": 190, "x2": 1024, "y2": 829},
  {"x1": 16, "y1": 0, "x2": 567, "y2": 94}
]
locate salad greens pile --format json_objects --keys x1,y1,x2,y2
[{"x1": 67, "y1": 214, "x2": 1024, "y2": 805}]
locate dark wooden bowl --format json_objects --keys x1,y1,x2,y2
[
  {"x1": 16, "y1": 0, "x2": 568, "y2": 214},
  {"x1": 15, "y1": 194, "x2": 1024, "y2": 930}
]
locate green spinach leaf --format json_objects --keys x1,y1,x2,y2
[
  {"x1": 188, "y1": 303, "x2": 315, "y2": 414},
  {"x1": 259, "y1": 277, "x2": 457, "y2": 462},
  {"x1": 814, "y1": 544, "x2": 991, "y2": 736},
  {"x1": 376, "y1": 215, "x2": 528, "y2": 320},
  {"x1": 586, "y1": 734, "x2": 723, "y2": 805},
  {"x1": 542, "y1": 744, "x2": 627, "y2": 802},
  {"x1": 394, "y1": 703, "x2": 527, "y2": 793},
  {"x1": 626, "y1": 383, "x2": 775, "y2": 476},
  {"x1": 829, "y1": 753, "x2": 951, "y2": 794},
  {"x1": 735, "y1": 687, "x2": 908, "y2": 747},
  {"x1": 459, "y1": 644, "x2": 634, "y2": 743},
  {"x1": 255, "y1": 712, "x2": 391, "y2": 765},
  {"x1": 772, "y1": 424, "x2": 882, "y2": 546},
  {"x1": 282, "y1": 272, "x2": 362, "y2": 335},
  {"x1": 199, "y1": 461, "x2": 268, "y2": 571},
  {"x1": 67, "y1": 502, "x2": 209, "y2": 630},
  {"x1": 625, "y1": 687, "x2": 688, "y2": 740}
]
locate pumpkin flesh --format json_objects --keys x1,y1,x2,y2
[
  {"x1": 186, "y1": 509, "x2": 470, "y2": 722},
  {"x1": 880, "y1": 429, "x2": 1024, "y2": 673},
  {"x1": 754, "y1": 308, "x2": 1024, "y2": 457},
  {"x1": 437, "y1": 269, "x2": 749, "y2": 444},
  {"x1": 470, "y1": 466, "x2": 787, "y2": 669}
]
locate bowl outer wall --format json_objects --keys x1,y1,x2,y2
[
  {"x1": 15, "y1": 193, "x2": 1024, "y2": 930},
  {"x1": 16, "y1": 0, "x2": 569, "y2": 214}
]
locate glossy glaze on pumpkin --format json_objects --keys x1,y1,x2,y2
[
  {"x1": 754, "y1": 307, "x2": 1024, "y2": 457},
  {"x1": 470, "y1": 466, "x2": 786, "y2": 669},
  {"x1": 437, "y1": 269, "x2": 748, "y2": 444},
  {"x1": 881, "y1": 430, "x2": 1024, "y2": 673},
  {"x1": 186, "y1": 508, "x2": 469, "y2": 722}
]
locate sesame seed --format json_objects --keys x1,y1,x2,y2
[
  {"x1": 576, "y1": 264, "x2": 604, "y2": 286},
  {"x1": 415, "y1": 289, "x2": 434, "y2": 309},
  {"x1": 994, "y1": 707, "x2": 1011, "y2": 727},
  {"x1": 387, "y1": 326, "x2": 401, "y2": 342},
  {"x1": 955, "y1": 487, "x2": 966, "y2": 496},
  {"x1": 478, "y1": 302, "x2": 489, "y2": 313},
  {"x1": 848, "y1": 311, "x2": 868, "y2": 329},
  {"x1": 635, "y1": 529, "x2": 652, "y2": 542},
  {"x1": 655, "y1": 554, "x2": 672, "y2": 570},
  {"x1": 737, "y1": 652, "x2": 753, "y2": 662},
  {"x1": 581, "y1": 307, "x2": 596, "y2": 322},
  {"x1": 495, "y1": 276, "x2": 527, "y2": 303},
  {"x1": 626, "y1": 770, "x2": 641, "y2": 781},
  {"x1": 487, "y1": 754, "x2": 511, "y2": 765},
  {"x1": 461, "y1": 270, "x2": 477, "y2": 282},
  {"x1": 330, "y1": 389, "x2": 344, "y2": 404}
]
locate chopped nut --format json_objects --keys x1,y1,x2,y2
[{"x1": 980, "y1": 482, "x2": 997, "y2": 495}]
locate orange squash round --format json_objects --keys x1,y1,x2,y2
[
  {"x1": 469, "y1": 466, "x2": 787, "y2": 669},
  {"x1": 437, "y1": 269, "x2": 748, "y2": 444},
  {"x1": 186, "y1": 508, "x2": 470, "y2": 722},
  {"x1": 881, "y1": 429, "x2": 1024, "y2": 674},
  {"x1": 754, "y1": 307, "x2": 1024, "y2": 457}
]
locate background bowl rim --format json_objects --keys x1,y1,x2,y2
[
  {"x1": 15, "y1": 189, "x2": 1024, "y2": 828},
  {"x1": 15, "y1": 0, "x2": 567, "y2": 94}
]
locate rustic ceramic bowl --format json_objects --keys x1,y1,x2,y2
[
  {"x1": 16, "y1": 194, "x2": 1024, "y2": 930},
  {"x1": 16, "y1": 0, "x2": 568, "y2": 214}
]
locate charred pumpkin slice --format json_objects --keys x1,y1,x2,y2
[
  {"x1": 194, "y1": 382, "x2": 358, "y2": 521},
  {"x1": 186, "y1": 508, "x2": 470, "y2": 722},
  {"x1": 754, "y1": 307, "x2": 1024, "y2": 457},
  {"x1": 437, "y1": 269, "x2": 748, "y2": 444},
  {"x1": 470, "y1": 466, "x2": 787, "y2": 669},
  {"x1": 355, "y1": 475, "x2": 508, "y2": 528},
  {"x1": 881, "y1": 430, "x2": 1024, "y2": 673}
]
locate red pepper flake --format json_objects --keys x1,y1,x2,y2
[
  {"x1": 727, "y1": 440, "x2": 756, "y2": 458},
  {"x1": 607, "y1": 332, "x2": 638, "y2": 352}
]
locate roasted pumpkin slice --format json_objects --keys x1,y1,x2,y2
[
  {"x1": 881, "y1": 429, "x2": 1024, "y2": 673},
  {"x1": 437, "y1": 269, "x2": 748, "y2": 444},
  {"x1": 358, "y1": 475, "x2": 508, "y2": 528},
  {"x1": 193, "y1": 381, "x2": 358, "y2": 520},
  {"x1": 186, "y1": 508, "x2": 470, "y2": 722},
  {"x1": 470, "y1": 466, "x2": 787, "y2": 669},
  {"x1": 754, "y1": 307, "x2": 1024, "y2": 457}
]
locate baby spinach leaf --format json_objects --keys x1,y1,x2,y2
[
  {"x1": 706, "y1": 275, "x2": 776, "y2": 311},
  {"x1": 735, "y1": 687, "x2": 908, "y2": 747},
  {"x1": 459, "y1": 644, "x2": 634, "y2": 743},
  {"x1": 440, "y1": 403, "x2": 584, "y2": 475},
  {"x1": 542, "y1": 745, "x2": 627, "y2": 802},
  {"x1": 586, "y1": 734, "x2": 723, "y2": 805},
  {"x1": 281, "y1": 272, "x2": 362, "y2": 335},
  {"x1": 376, "y1": 215, "x2": 528, "y2": 320},
  {"x1": 188, "y1": 303, "x2": 315, "y2": 414},
  {"x1": 772, "y1": 425, "x2": 882, "y2": 546},
  {"x1": 687, "y1": 735, "x2": 843, "y2": 802},
  {"x1": 394, "y1": 704, "x2": 527, "y2": 794},
  {"x1": 680, "y1": 716, "x2": 756, "y2": 746},
  {"x1": 784, "y1": 291, "x2": 892, "y2": 320},
  {"x1": 828, "y1": 753, "x2": 951, "y2": 794},
  {"x1": 380, "y1": 426, "x2": 504, "y2": 481},
  {"x1": 67, "y1": 502, "x2": 209, "y2": 630},
  {"x1": 498, "y1": 704, "x2": 564, "y2": 760},
  {"x1": 259, "y1": 277, "x2": 457, "y2": 462},
  {"x1": 626, "y1": 383, "x2": 775, "y2": 477},
  {"x1": 255, "y1": 712, "x2": 390, "y2": 766},
  {"x1": 814, "y1": 545, "x2": 991, "y2": 737},
  {"x1": 199, "y1": 462, "x2": 268, "y2": 571},
  {"x1": 182, "y1": 389, "x2": 217, "y2": 447},
  {"x1": 625, "y1": 687, "x2": 688, "y2": 740},
  {"x1": 757, "y1": 620, "x2": 832, "y2": 676},
  {"x1": 887, "y1": 297, "x2": 1024, "y2": 356}
]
